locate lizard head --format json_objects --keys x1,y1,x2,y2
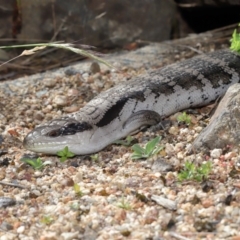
[{"x1": 23, "y1": 117, "x2": 97, "y2": 155}]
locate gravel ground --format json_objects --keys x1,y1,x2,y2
[{"x1": 1, "y1": 32, "x2": 240, "y2": 240}]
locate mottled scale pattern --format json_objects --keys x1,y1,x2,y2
[{"x1": 69, "y1": 50, "x2": 240, "y2": 125}]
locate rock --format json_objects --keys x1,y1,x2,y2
[
  {"x1": 40, "y1": 232, "x2": 58, "y2": 240},
  {"x1": 151, "y1": 195, "x2": 177, "y2": 210},
  {"x1": 44, "y1": 78, "x2": 57, "y2": 88},
  {"x1": 151, "y1": 158, "x2": 173, "y2": 172},
  {"x1": 61, "y1": 232, "x2": 79, "y2": 240},
  {"x1": 193, "y1": 84, "x2": 240, "y2": 152},
  {"x1": 165, "y1": 143, "x2": 174, "y2": 156},
  {"x1": 168, "y1": 126, "x2": 179, "y2": 135},
  {"x1": 90, "y1": 62, "x2": 101, "y2": 74},
  {"x1": 0, "y1": 233, "x2": 17, "y2": 240},
  {"x1": 52, "y1": 95, "x2": 68, "y2": 107},
  {"x1": 34, "y1": 111, "x2": 45, "y2": 121},
  {"x1": 64, "y1": 105, "x2": 80, "y2": 113},
  {"x1": 64, "y1": 68, "x2": 82, "y2": 76},
  {"x1": 17, "y1": 225, "x2": 25, "y2": 234},
  {"x1": 210, "y1": 149, "x2": 222, "y2": 159},
  {"x1": 0, "y1": 221, "x2": 13, "y2": 231},
  {"x1": 0, "y1": 197, "x2": 16, "y2": 208},
  {"x1": 16, "y1": 0, "x2": 180, "y2": 48}
]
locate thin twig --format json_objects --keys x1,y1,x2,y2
[
  {"x1": 169, "y1": 232, "x2": 191, "y2": 240},
  {"x1": 50, "y1": 17, "x2": 67, "y2": 42},
  {"x1": 0, "y1": 181, "x2": 26, "y2": 189}
]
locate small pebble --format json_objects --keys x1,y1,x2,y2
[
  {"x1": 202, "y1": 199, "x2": 214, "y2": 208},
  {"x1": 210, "y1": 149, "x2": 222, "y2": 159},
  {"x1": 90, "y1": 62, "x2": 101, "y2": 74},
  {"x1": 112, "y1": 62, "x2": 122, "y2": 70},
  {"x1": 151, "y1": 158, "x2": 173, "y2": 172},
  {"x1": 151, "y1": 195, "x2": 177, "y2": 210},
  {"x1": 17, "y1": 225, "x2": 25, "y2": 234},
  {"x1": 194, "y1": 126, "x2": 203, "y2": 133},
  {"x1": 0, "y1": 233, "x2": 17, "y2": 240},
  {"x1": 186, "y1": 135, "x2": 193, "y2": 142},
  {"x1": 67, "y1": 89, "x2": 79, "y2": 97},
  {"x1": 34, "y1": 111, "x2": 45, "y2": 121},
  {"x1": 62, "y1": 177, "x2": 74, "y2": 187},
  {"x1": 64, "y1": 68, "x2": 80, "y2": 76},
  {"x1": 0, "y1": 221, "x2": 13, "y2": 231},
  {"x1": 92, "y1": 72, "x2": 102, "y2": 81},
  {"x1": 174, "y1": 142, "x2": 185, "y2": 152},
  {"x1": 82, "y1": 73, "x2": 89, "y2": 79},
  {"x1": 61, "y1": 232, "x2": 79, "y2": 240},
  {"x1": 40, "y1": 232, "x2": 58, "y2": 240},
  {"x1": 0, "y1": 197, "x2": 16, "y2": 208},
  {"x1": 185, "y1": 143, "x2": 192, "y2": 152},
  {"x1": 180, "y1": 128, "x2": 189, "y2": 135},
  {"x1": 73, "y1": 171, "x2": 83, "y2": 183},
  {"x1": 53, "y1": 95, "x2": 68, "y2": 107},
  {"x1": 31, "y1": 190, "x2": 41, "y2": 197},
  {"x1": 42, "y1": 105, "x2": 53, "y2": 114},
  {"x1": 0, "y1": 171, "x2": 5, "y2": 180},
  {"x1": 225, "y1": 151, "x2": 236, "y2": 160},
  {"x1": 25, "y1": 109, "x2": 33, "y2": 117},
  {"x1": 177, "y1": 152, "x2": 184, "y2": 160},
  {"x1": 64, "y1": 105, "x2": 80, "y2": 113},
  {"x1": 165, "y1": 143, "x2": 174, "y2": 156},
  {"x1": 168, "y1": 126, "x2": 179, "y2": 135},
  {"x1": 95, "y1": 79, "x2": 104, "y2": 88},
  {"x1": 44, "y1": 78, "x2": 57, "y2": 88}
]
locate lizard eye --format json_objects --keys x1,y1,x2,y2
[{"x1": 47, "y1": 129, "x2": 61, "y2": 137}]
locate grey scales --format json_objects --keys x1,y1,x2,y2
[{"x1": 23, "y1": 49, "x2": 240, "y2": 155}]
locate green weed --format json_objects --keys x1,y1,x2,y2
[
  {"x1": 73, "y1": 183, "x2": 83, "y2": 197},
  {"x1": 57, "y1": 146, "x2": 75, "y2": 162},
  {"x1": 117, "y1": 197, "x2": 132, "y2": 210},
  {"x1": 177, "y1": 112, "x2": 191, "y2": 125},
  {"x1": 178, "y1": 161, "x2": 212, "y2": 182},
  {"x1": 21, "y1": 157, "x2": 51, "y2": 170},
  {"x1": 131, "y1": 136, "x2": 163, "y2": 160}
]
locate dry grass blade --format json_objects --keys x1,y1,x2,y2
[
  {"x1": 0, "y1": 42, "x2": 116, "y2": 70},
  {"x1": 20, "y1": 46, "x2": 47, "y2": 56}
]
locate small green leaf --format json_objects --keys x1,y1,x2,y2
[
  {"x1": 132, "y1": 144, "x2": 144, "y2": 155},
  {"x1": 131, "y1": 136, "x2": 164, "y2": 160},
  {"x1": 178, "y1": 161, "x2": 212, "y2": 182},
  {"x1": 21, "y1": 157, "x2": 51, "y2": 170},
  {"x1": 73, "y1": 183, "x2": 83, "y2": 197},
  {"x1": 230, "y1": 29, "x2": 240, "y2": 53},
  {"x1": 131, "y1": 153, "x2": 143, "y2": 160},
  {"x1": 116, "y1": 197, "x2": 132, "y2": 210},
  {"x1": 145, "y1": 136, "x2": 161, "y2": 155},
  {"x1": 152, "y1": 145, "x2": 164, "y2": 155},
  {"x1": 90, "y1": 154, "x2": 99, "y2": 161},
  {"x1": 177, "y1": 112, "x2": 191, "y2": 125},
  {"x1": 57, "y1": 146, "x2": 75, "y2": 162},
  {"x1": 40, "y1": 215, "x2": 54, "y2": 225}
]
